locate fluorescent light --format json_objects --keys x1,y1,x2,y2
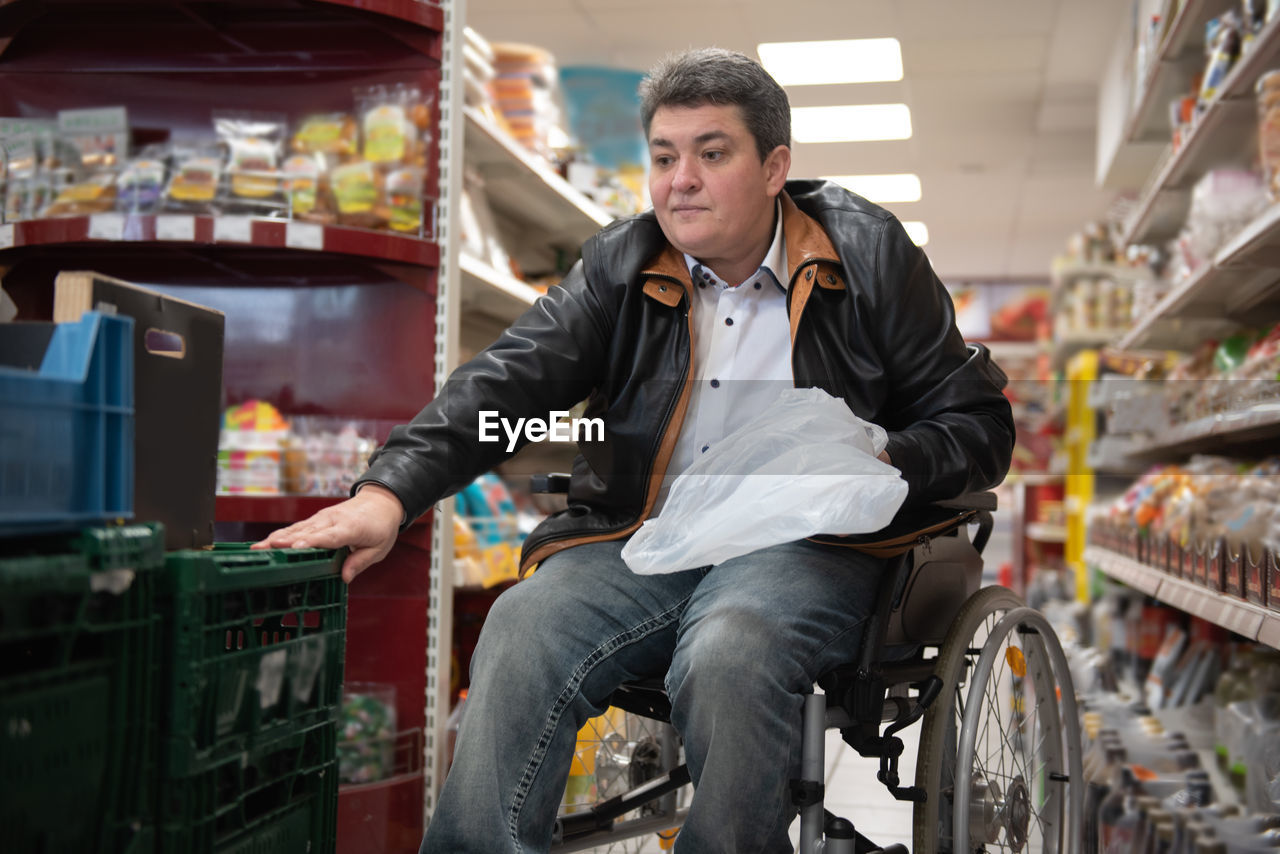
[
  {"x1": 791, "y1": 104, "x2": 912, "y2": 143},
  {"x1": 758, "y1": 38, "x2": 903, "y2": 86},
  {"x1": 823, "y1": 173, "x2": 922, "y2": 203},
  {"x1": 902, "y1": 221, "x2": 929, "y2": 246}
]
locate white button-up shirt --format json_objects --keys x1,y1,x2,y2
[{"x1": 654, "y1": 203, "x2": 794, "y2": 513}]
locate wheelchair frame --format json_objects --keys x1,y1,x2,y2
[{"x1": 543, "y1": 492, "x2": 1083, "y2": 854}]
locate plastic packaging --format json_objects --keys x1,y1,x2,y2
[
  {"x1": 338, "y1": 682, "x2": 398, "y2": 784},
  {"x1": 620, "y1": 388, "x2": 908, "y2": 574}
]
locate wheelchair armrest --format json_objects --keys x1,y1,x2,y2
[
  {"x1": 530, "y1": 473, "x2": 572, "y2": 495},
  {"x1": 933, "y1": 491, "x2": 996, "y2": 512}
]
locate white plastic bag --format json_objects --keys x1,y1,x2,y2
[{"x1": 620, "y1": 387, "x2": 908, "y2": 574}]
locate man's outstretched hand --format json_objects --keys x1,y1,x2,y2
[{"x1": 253, "y1": 484, "x2": 404, "y2": 583}]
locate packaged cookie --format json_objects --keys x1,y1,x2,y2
[
  {"x1": 282, "y1": 153, "x2": 324, "y2": 219},
  {"x1": 166, "y1": 152, "x2": 222, "y2": 211},
  {"x1": 42, "y1": 171, "x2": 117, "y2": 217},
  {"x1": 116, "y1": 152, "x2": 167, "y2": 213},
  {"x1": 215, "y1": 113, "x2": 285, "y2": 210},
  {"x1": 383, "y1": 166, "x2": 423, "y2": 233},
  {"x1": 292, "y1": 113, "x2": 358, "y2": 156},
  {"x1": 331, "y1": 159, "x2": 382, "y2": 227}
]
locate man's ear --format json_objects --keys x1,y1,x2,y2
[{"x1": 764, "y1": 144, "x2": 791, "y2": 195}]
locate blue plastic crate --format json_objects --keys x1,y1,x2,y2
[{"x1": 0, "y1": 311, "x2": 135, "y2": 535}]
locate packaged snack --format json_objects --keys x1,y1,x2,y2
[
  {"x1": 362, "y1": 100, "x2": 410, "y2": 164},
  {"x1": 291, "y1": 113, "x2": 358, "y2": 156},
  {"x1": 282, "y1": 154, "x2": 322, "y2": 218},
  {"x1": 166, "y1": 153, "x2": 222, "y2": 207},
  {"x1": 41, "y1": 171, "x2": 117, "y2": 217},
  {"x1": 384, "y1": 166, "x2": 423, "y2": 232},
  {"x1": 1257, "y1": 71, "x2": 1280, "y2": 199},
  {"x1": 356, "y1": 84, "x2": 434, "y2": 168},
  {"x1": 215, "y1": 113, "x2": 285, "y2": 206},
  {"x1": 331, "y1": 159, "x2": 380, "y2": 222},
  {"x1": 56, "y1": 106, "x2": 128, "y2": 172},
  {"x1": 116, "y1": 154, "x2": 166, "y2": 213}
]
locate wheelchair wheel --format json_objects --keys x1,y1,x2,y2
[
  {"x1": 914, "y1": 588, "x2": 1083, "y2": 853},
  {"x1": 559, "y1": 708, "x2": 683, "y2": 853}
]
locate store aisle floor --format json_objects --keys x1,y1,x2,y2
[{"x1": 583, "y1": 723, "x2": 918, "y2": 853}]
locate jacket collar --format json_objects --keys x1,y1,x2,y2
[{"x1": 639, "y1": 191, "x2": 848, "y2": 338}]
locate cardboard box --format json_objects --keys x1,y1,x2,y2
[{"x1": 55, "y1": 271, "x2": 224, "y2": 549}]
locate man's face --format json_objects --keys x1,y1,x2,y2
[{"x1": 647, "y1": 103, "x2": 790, "y2": 282}]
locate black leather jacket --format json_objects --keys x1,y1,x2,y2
[{"x1": 355, "y1": 180, "x2": 1015, "y2": 573}]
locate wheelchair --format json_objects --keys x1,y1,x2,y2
[{"x1": 532, "y1": 484, "x2": 1084, "y2": 854}]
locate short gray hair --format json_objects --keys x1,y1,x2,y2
[{"x1": 639, "y1": 48, "x2": 791, "y2": 161}]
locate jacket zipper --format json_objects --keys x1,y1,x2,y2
[{"x1": 518, "y1": 276, "x2": 693, "y2": 573}]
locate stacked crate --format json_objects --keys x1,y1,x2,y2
[{"x1": 2, "y1": 306, "x2": 347, "y2": 853}]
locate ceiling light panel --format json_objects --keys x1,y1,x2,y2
[
  {"x1": 822, "y1": 173, "x2": 922, "y2": 203},
  {"x1": 758, "y1": 38, "x2": 904, "y2": 86},
  {"x1": 791, "y1": 104, "x2": 912, "y2": 143}
]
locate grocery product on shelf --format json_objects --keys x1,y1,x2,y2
[
  {"x1": 1173, "y1": 169, "x2": 1269, "y2": 282},
  {"x1": 339, "y1": 682, "x2": 398, "y2": 784},
  {"x1": 1258, "y1": 71, "x2": 1280, "y2": 201},
  {"x1": 0, "y1": 85, "x2": 433, "y2": 233},
  {"x1": 217, "y1": 399, "x2": 289, "y2": 495},
  {"x1": 454, "y1": 473, "x2": 523, "y2": 587},
  {"x1": 491, "y1": 41, "x2": 563, "y2": 162}
]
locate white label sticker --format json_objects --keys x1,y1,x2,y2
[
  {"x1": 88, "y1": 213, "x2": 124, "y2": 241},
  {"x1": 156, "y1": 215, "x2": 196, "y2": 241},
  {"x1": 0, "y1": 223, "x2": 13, "y2": 249},
  {"x1": 286, "y1": 221, "x2": 324, "y2": 250},
  {"x1": 213, "y1": 216, "x2": 253, "y2": 243}
]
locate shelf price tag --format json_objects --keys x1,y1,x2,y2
[
  {"x1": 88, "y1": 213, "x2": 124, "y2": 241},
  {"x1": 213, "y1": 216, "x2": 253, "y2": 244},
  {"x1": 286, "y1": 221, "x2": 324, "y2": 251},
  {"x1": 156, "y1": 215, "x2": 196, "y2": 241},
  {"x1": 0, "y1": 223, "x2": 13, "y2": 250}
]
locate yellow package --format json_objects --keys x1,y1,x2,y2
[
  {"x1": 283, "y1": 154, "x2": 321, "y2": 216},
  {"x1": 293, "y1": 113, "x2": 358, "y2": 156},
  {"x1": 362, "y1": 103, "x2": 409, "y2": 164},
  {"x1": 384, "y1": 166, "x2": 423, "y2": 232},
  {"x1": 168, "y1": 155, "x2": 221, "y2": 203},
  {"x1": 332, "y1": 160, "x2": 379, "y2": 215}
]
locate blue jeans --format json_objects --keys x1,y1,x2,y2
[{"x1": 421, "y1": 538, "x2": 894, "y2": 854}]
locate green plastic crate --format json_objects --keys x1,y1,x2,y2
[
  {"x1": 0, "y1": 523, "x2": 164, "y2": 854},
  {"x1": 159, "y1": 545, "x2": 347, "y2": 778},
  {"x1": 157, "y1": 718, "x2": 338, "y2": 854}
]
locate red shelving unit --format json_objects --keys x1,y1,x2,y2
[{"x1": 0, "y1": 2, "x2": 445, "y2": 850}]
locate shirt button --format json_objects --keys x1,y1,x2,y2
[
  {"x1": 701, "y1": 444, "x2": 709, "y2": 453},
  {"x1": 725, "y1": 317, "x2": 734, "y2": 326},
  {"x1": 754, "y1": 282, "x2": 762, "y2": 289},
  {"x1": 710, "y1": 379, "x2": 720, "y2": 388}
]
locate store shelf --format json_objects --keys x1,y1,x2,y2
[
  {"x1": 1026, "y1": 523, "x2": 1068, "y2": 544},
  {"x1": 1119, "y1": 205, "x2": 1280, "y2": 350},
  {"x1": 1087, "y1": 545, "x2": 1280, "y2": 646},
  {"x1": 459, "y1": 250, "x2": 540, "y2": 322},
  {"x1": 1122, "y1": 12, "x2": 1280, "y2": 247},
  {"x1": 1123, "y1": 0, "x2": 1237, "y2": 145},
  {"x1": 1126, "y1": 399, "x2": 1280, "y2": 457},
  {"x1": 1051, "y1": 329, "x2": 1130, "y2": 370},
  {"x1": 463, "y1": 105, "x2": 611, "y2": 250},
  {"x1": 0, "y1": 216, "x2": 439, "y2": 271},
  {"x1": 313, "y1": 0, "x2": 444, "y2": 30}
]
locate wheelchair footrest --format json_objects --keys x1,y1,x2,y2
[{"x1": 554, "y1": 764, "x2": 691, "y2": 841}]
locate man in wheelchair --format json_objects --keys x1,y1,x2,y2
[{"x1": 258, "y1": 48, "x2": 1015, "y2": 853}]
